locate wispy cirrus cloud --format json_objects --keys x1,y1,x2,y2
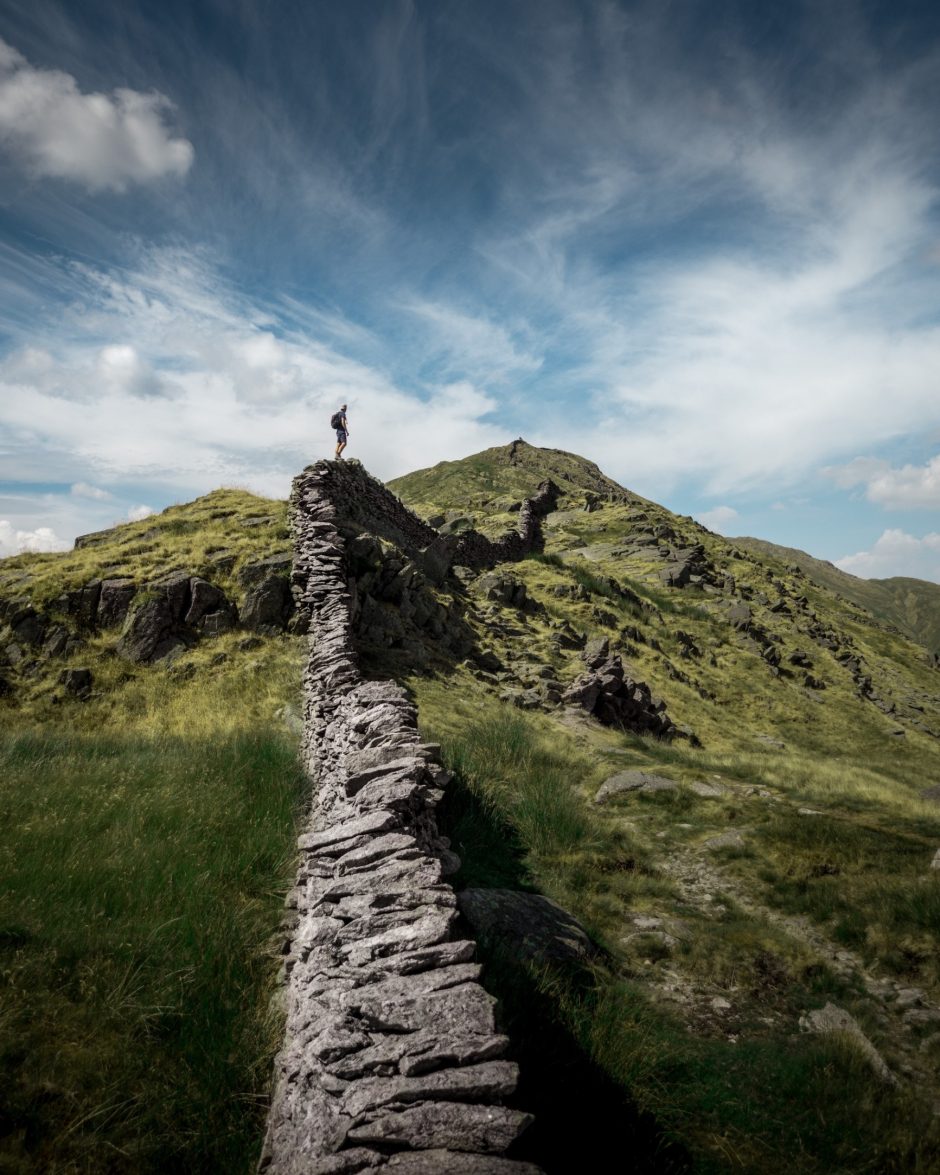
[
  {"x1": 0, "y1": 38, "x2": 193, "y2": 191},
  {"x1": 0, "y1": 243, "x2": 504, "y2": 520}
]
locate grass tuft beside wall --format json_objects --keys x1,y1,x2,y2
[{"x1": 0, "y1": 729, "x2": 304, "y2": 1173}]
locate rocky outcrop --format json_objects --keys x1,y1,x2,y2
[
  {"x1": 262, "y1": 462, "x2": 539, "y2": 1174},
  {"x1": 561, "y1": 638, "x2": 674, "y2": 738},
  {"x1": 240, "y1": 555, "x2": 295, "y2": 633},
  {"x1": 117, "y1": 571, "x2": 236, "y2": 663}
]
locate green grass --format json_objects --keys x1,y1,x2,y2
[
  {"x1": 415, "y1": 682, "x2": 940, "y2": 1173},
  {"x1": 0, "y1": 728, "x2": 304, "y2": 1173}
]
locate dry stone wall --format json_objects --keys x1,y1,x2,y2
[{"x1": 261, "y1": 461, "x2": 545, "y2": 1175}]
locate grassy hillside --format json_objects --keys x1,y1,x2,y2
[
  {"x1": 734, "y1": 535, "x2": 940, "y2": 654},
  {"x1": 0, "y1": 490, "x2": 304, "y2": 1173},
  {"x1": 3, "y1": 447, "x2": 939, "y2": 1172},
  {"x1": 389, "y1": 441, "x2": 940, "y2": 1172}
]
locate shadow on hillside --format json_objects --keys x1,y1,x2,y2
[{"x1": 440, "y1": 780, "x2": 691, "y2": 1175}]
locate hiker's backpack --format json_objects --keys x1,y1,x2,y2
[{"x1": 330, "y1": 411, "x2": 344, "y2": 430}]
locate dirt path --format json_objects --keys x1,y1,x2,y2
[{"x1": 656, "y1": 836, "x2": 940, "y2": 1097}]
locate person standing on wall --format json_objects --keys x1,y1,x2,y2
[{"x1": 331, "y1": 404, "x2": 349, "y2": 459}]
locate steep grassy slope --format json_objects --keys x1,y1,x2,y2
[
  {"x1": 734, "y1": 535, "x2": 940, "y2": 653},
  {"x1": 388, "y1": 441, "x2": 940, "y2": 1172},
  {"x1": 0, "y1": 491, "x2": 304, "y2": 1173}
]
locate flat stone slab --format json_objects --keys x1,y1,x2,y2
[
  {"x1": 703, "y1": 830, "x2": 746, "y2": 851},
  {"x1": 595, "y1": 770, "x2": 678, "y2": 803},
  {"x1": 688, "y1": 780, "x2": 723, "y2": 798}
]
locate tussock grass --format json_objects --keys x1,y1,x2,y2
[
  {"x1": 0, "y1": 728, "x2": 304, "y2": 1172},
  {"x1": 414, "y1": 679, "x2": 940, "y2": 1173}
]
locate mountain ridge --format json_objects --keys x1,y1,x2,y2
[
  {"x1": 2, "y1": 442, "x2": 940, "y2": 1173},
  {"x1": 732, "y1": 534, "x2": 940, "y2": 654}
]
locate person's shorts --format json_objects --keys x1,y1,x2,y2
[{"x1": 335, "y1": 429, "x2": 347, "y2": 443}]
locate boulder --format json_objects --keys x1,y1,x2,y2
[
  {"x1": 41, "y1": 625, "x2": 70, "y2": 658},
  {"x1": 10, "y1": 607, "x2": 45, "y2": 647},
  {"x1": 184, "y1": 577, "x2": 235, "y2": 630},
  {"x1": 239, "y1": 557, "x2": 295, "y2": 632},
  {"x1": 98, "y1": 579, "x2": 137, "y2": 628},
  {"x1": 704, "y1": 830, "x2": 745, "y2": 851},
  {"x1": 728, "y1": 601, "x2": 752, "y2": 631},
  {"x1": 581, "y1": 636, "x2": 610, "y2": 669},
  {"x1": 457, "y1": 889, "x2": 600, "y2": 967},
  {"x1": 477, "y1": 573, "x2": 527, "y2": 610},
  {"x1": 595, "y1": 771, "x2": 678, "y2": 803},
  {"x1": 799, "y1": 1003, "x2": 897, "y2": 1085},
  {"x1": 562, "y1": 653, "x2": 674, "y2": 738},
  {"x1": 60, "y1": 580, "x2": 102, "y2": 629},
  {"x1": 58, "y1": 667, "x2": 92, "y2": 698},
  {"x1": 116, "y1": 571, "x2": 194, "y2": 663}
]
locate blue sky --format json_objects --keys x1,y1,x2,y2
[{"x1": 1, "y1": 0, "x2": 940, "y2": 580}]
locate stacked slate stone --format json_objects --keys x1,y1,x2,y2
[
  {"x1": 262, "y1": 461, "x2": 541, "y2": 1175},
  {"x1": 451, "y1": 480, "x2": 559, "y2": 567},
  {"x1": 561, "y1": 638, "x2": 674, "y2": 738}
]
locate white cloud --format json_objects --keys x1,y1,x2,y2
[
  {"x1": 824, "y1": 457, "x2": 891, "y2": 491},
  {"x1": 836, "y1": 528, "x2": 940, "y2": 582},
  {"x1": 694, "y1": 505, "x2": 739, "y2": 534},
  {"x1": 127, "y1": 504, "x2": 154, "y2": 521},
  {"x1": 828, "y1": 454, "x2": 940, "y2": 510},
  {"x1": 0, "y1": 520, "x2": 68, "y2": 557},
  {"x1": 71, "y1": 482, "x2": 112, "y2": 500},
  {"x1": 0, "y1": 38, "x2": 193, "y2": 191},
  {"x1": 0, "y1": 245, "x2": 506, "y2": 542}
]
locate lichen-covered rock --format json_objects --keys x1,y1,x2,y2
[{"x1": 595, "y1": 771, "x2": 678, "y2": 802}]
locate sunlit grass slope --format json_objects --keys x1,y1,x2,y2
[
  {"x1": 393, "y1": 441, "x2": 940, "y2": 1172},
  {"x1": 0, "y1": 491, "x2": 304, "y2": 1173},
  {"x1": 734, "y1": 535, "x2": 940, "y2": 653},
  {"x1": 415, "y1": 681, "x2": 940, "y2": 1173}
]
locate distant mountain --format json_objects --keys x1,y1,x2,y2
[{"x1": 733, "y1": 535, "x2": 940, "y2": 653}]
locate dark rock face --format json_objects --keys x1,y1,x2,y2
[
  {"x1": 10, "y1": 607, "x2": 45, "y2": 647},
  {"x1": 116, "y1": 571, "x2": 235, "y2": 662},
  {"x1": 457, "y1": 889, "x2": 600, "y2": 967},
  {"x1": 239, "y1": 555, "x2": 294, "y2": 633},
  {"x1": 41, "y1": 625, "x2": 70, "y2": 658},
  {"x1": 98, "y1": 579, "x2": 137, "y2": 628},
  {"x1": 562, "y1": 649, "x2": 674, "y2": 738}
]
